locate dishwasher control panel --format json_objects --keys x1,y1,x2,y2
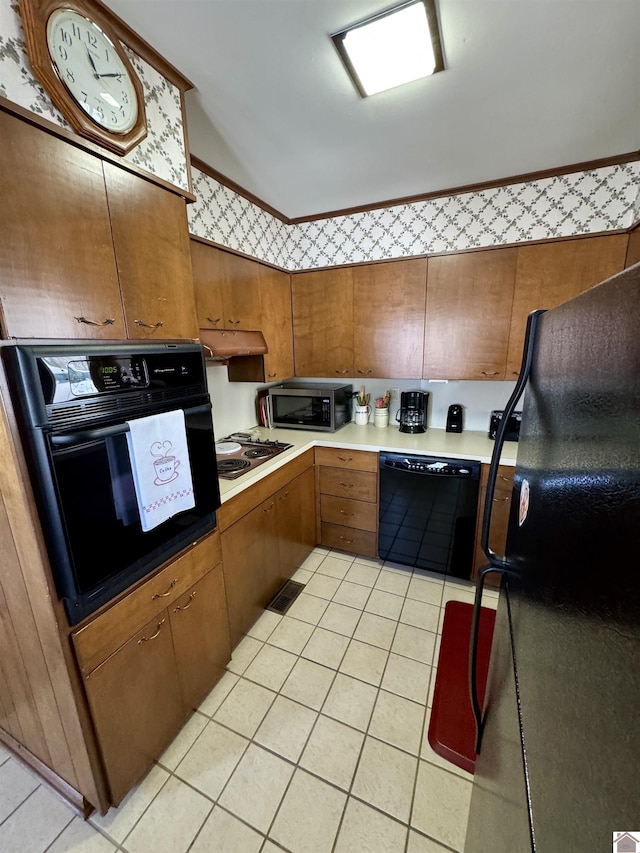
[{"x1": 382, "y1": 454, "x2": 480, "y2": 478}]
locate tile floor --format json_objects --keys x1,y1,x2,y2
[{"x1": 0, "y1": 547, "x2": 498, "y2": 853}]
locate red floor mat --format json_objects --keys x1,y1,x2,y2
[{"x1": 428, "y1": 600, "x2": 496, "y2": 774}]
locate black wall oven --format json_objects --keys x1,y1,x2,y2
[{"x1": 2, "y1": 342, "x2": 221, "y2": 625}]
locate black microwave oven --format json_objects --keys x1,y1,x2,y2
[{"x1": 268, "y1": 382, "x2": 353, "y2": 432}]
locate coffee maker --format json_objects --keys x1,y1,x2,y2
[{"x1": 398, "y1": 391, "x2": 429, "y2": 433}]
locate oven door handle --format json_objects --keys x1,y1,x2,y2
[{"x1": 50, "y1": 403, "x2": 212, "y2": 448}]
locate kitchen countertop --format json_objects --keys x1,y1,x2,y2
[{"x1": 218, "y1": 423, "x2": 518, "y2": 502}]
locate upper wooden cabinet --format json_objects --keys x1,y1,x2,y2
[
  {"x1": 506, "y1": 235, "x2": 628, "y2": 377},
  {"x1": 292, "y1": 267, "x2": 354, "y2": 377},
  {"x1": 353, "y1": 259, "x2": 427, "y2": 379},
  {"x1": 191, "y1": 242, "x2": 262, "y2": 330},
  {"x1": 260, "y1": 265, "x2": 294, "y2": 382},
  {"x1": 423, "y1": 249, "x2": 518, "y2": 380},
  {"x1": 0, "y1": 110, "x2": 125, "y2": 339},
  {"x1": 104, "y1": 164, "x2": 198, "y2": 340}
]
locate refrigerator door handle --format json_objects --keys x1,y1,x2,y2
[
  {"x1": 481, "y1": 309, "x2": 546, "y2": 566},
  {"x1": 469, "y1": 565, "x2": 506, "y2": 752}
]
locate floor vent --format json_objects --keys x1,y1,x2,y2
[{"x1": 267, "y1": 580, "x2": 305, "y2": 615}]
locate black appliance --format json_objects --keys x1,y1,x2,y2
[
  {"x1": 465, "y1": 263, "x2": 640, "y2": 851},
  {"x1": 397, "y1": 390, "x2": 429, "y2": 433},
  {"x1": 378, "y1": 453, "x2": 480, "y2": 578},
  {"x1": 268, "y1": 381, "x2": 352, "y2": 432},
  {"x1": 488, "y1": 409, "x2": 521, "y2": 441},
  {"x1": 446, "y1": 403, "x2": 464, "y2": 433},
  {"x1": 216, "y1": 433, "x2": 293, "y2": 480},
  {"x1": 2, "y1": 342, "x2": 221, "y2": 626}
]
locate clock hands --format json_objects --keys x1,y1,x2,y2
[
  {"x1": 85, "y1": 47, "x2": 123, "y2": 81},
  {"x1": 96, "y1": 73, "x2": 124, "y2": 79}
]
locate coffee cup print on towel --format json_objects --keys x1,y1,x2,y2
[{"x1": 151, "y1": 440, "x2": 181, "y2": 485}]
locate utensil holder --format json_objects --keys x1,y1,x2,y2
[
  {"x1": 354, "y1": 405, "x2": 370, "y2": 426},
  {"x1": 374, "y1": 408, "x2": 389, "y2": 428}
]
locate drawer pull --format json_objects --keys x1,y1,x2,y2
[
  {"x1": 335, "y1": 369, "x2": 349, "y2": 374},
  {"x1": 357, "y1": 369, "x2": 372, "y2": 375},
  {"x1": 152, "y1": 579, "x2": 177, "y2": 599},
  {"x1": 74, "y1": 316, "x2": 115, "y2": 327},
  {"x1": 499, "y1": 475, "x2": 511, "y2": 483},
  {"x1": 268, "y1": 373, "x2": 277, "y2": 378},
  {"x1": 493, "y1": 496, "x2": 510, "y2": 503},
  {"x1": 173, "y1": 592, "x2": 197, "y2": 612},
  {"x1": 337, "y1": 455, "x2": 353, "y2": 462},
  {"x1": 481, "y1": 370, "x2": 500, "y2": 376},
  {"x1": 138, "y1": 619, "x2": 165, "y2": 644},
  {"x1": 339, "y1": 536, "x2": 354, "y2": 544},
  {"x1": 263, "y1": 502, "x2": 275, "y2": 513},
  {"x1": 339, "y1": 482, "x2": 354, "y2": 488},
  {"x1": 206, "y1": 316, "x2": 221, "y2": 324},
  {"x1": 279, "y1": 491, "x2": 290, "y2": 500},
  {"x1": 339, "y1": 509, "x2": 354, "y2": 517},
  {"x1": 227, "y1": 319, "x2": 242, "y2": 325},
  {"x1": 134, "y1": 319, "x2": 164, "y2": 329}
]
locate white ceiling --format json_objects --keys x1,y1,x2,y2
[{"x1": 103, "y1": 0, "x2": 640, "y2": 220}]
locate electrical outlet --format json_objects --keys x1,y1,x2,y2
[{"x1": 390, "y1": 388, "x2": 400, "y2": 400}]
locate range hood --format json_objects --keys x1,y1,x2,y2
[{"x1": 199, "y1": 329, "x2": 268, "y2": 360}]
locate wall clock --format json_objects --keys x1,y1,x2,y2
[{"x1": 19, "y1": 0, "x2": 147, "y2": 155}]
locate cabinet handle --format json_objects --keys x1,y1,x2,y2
[
  {"x1": 481, "y1": 370, "x2": 499, "y2": 376},
  {"x1": 268, "y1": 373, "x2": 277, "y2": 378},
  {"x1": 339, "y1": 482, "x2": 354, "y2": 489},
  {"x1": 134, "y1": 319, "x2": 164, "y2": 329},
  {"x1": 337, "y1": 455, "x2": 353, "y2": 462},
  {"x1": 74, "y1": 316, "x2": 115, "y2": 326},
  {"x1": 499, "y1": 475, "x2": 511, "y2": 483},
  {"x1": 137, "y1": 618, "x2": 165, "y2": 644},
  {"x1": 339, "y1": 536, "x2": 354, "y2": 544},
  {"x1": 357, "y1": 369, "x2": 372, "y2": 375},
  {"x1": 152, "y1": 579, "x2": 177, "y2": 599},
  {"x1": 206, "y1": 316, "x2": 221, "y2": 324},
  {"x1": 279, "y1": 491, "x2": 289, "y2": 500},
  {"x1": 173, "y1": 592, "x2": 197, "y2": 612},
  {"x1": 339, "y1": 509, "x2": 354, "y2": 517},
  {"x1": 263, "y1": 502, "x2": 275, "y2": 513},
  {"x1": 227, "y1": 319, "x2": 241, "y2": 325},
  {"x1": 335, "y1": 369, "x2": 349, "y2": 375},
  {"x1": 493, "y1": 496, "x2": 510, "y2": 502}
]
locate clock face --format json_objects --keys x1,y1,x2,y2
[{"x1": 46, "y1": 9, "x2": 139, "y2": 134}]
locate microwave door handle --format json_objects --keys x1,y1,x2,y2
[
  {"x1": 50, "y1": 402, "x2": 212, "y2": 448},
  {"x1": 482, "y1": 309, "x2": 545, "y2": 566}
]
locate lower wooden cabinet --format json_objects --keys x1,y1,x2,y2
[
  {"x1": 316, "y1": 447, "x2": 379, "y2": 558},
  {"x1": 472, "y1": 464, "x2": 514, "y2": 587},
  {"x1": 221, "y1": 465, "x2": 316, "y2": 647},
  {"x1": 73, "y1": 534, "x2": 230, "y2": 807}
]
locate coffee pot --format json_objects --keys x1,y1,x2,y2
[{"x1": 397, "y1": 390, "x2": 429, "y2": 433}]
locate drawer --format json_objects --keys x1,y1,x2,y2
[
  {"x1": 319, "y1": 467, "x2": 377, "y2": 503},
  {"x1": 321, "y1": 522, "x2": 378, "y2": 558},
  {"x1": 315, "y1": 447, "x2": 378, "y2": 473},
  {"x1": 73, "y1": 531, "x2": 221, "y2": 676},
  {"x1": 320, "y1": 494, "x2": 377, "y2": 532}
]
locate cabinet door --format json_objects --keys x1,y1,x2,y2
[
  {"x1": 0, "y1": 111, "x2": 125, "y2": 339},
  {"x1": 353, "y1": 259, "x2": 427, "y2": 379},
  {"x1": 472, "y1": 465, "x2": 513, "y2": 587},
  {"x1": 104, "y1": 163, "x2": 198, "y2": 340},
  {"x1": 275, "y1": 467, "x2": 315, "y2": 587},
  {"x1": 221, "y1": 500, "x2": 272, "y2": 647},
  {"x1": 191, "y1": 239, "x2": 226, "y2": 328},
  {"x1": 423, "y1": 249, "x2": 517, "y2": 380},
  {"x1": 260, "y1": 265, "x2": 294, "y2": 382},
  {"x1": 626, "y1": 230, "x2": 640, "y2": 268},
  {"x1": 292, "y1": 267, "x2": 354, "y2": 377},
  {"x1": 506, "y1": 235, "x2": 628, "y2": 377},
  {"x1": 220, "y1": 250, "x2": 263, "y2": 330},
  {"x1": 170, "y1": 564, "x2": 231, "y2": 712},
  {"x1": 83, "y1": 612, "x2": 183, "y2": 806}
]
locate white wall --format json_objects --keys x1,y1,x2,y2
[{"x1": 207, "y1": 365, "x2": 519, "y2": 438}]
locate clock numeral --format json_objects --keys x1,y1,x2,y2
[
  {"x1": 86, "y1": 31, "x2": 98, "y2": 48},
  {"x1": 80, "y1": 90, "x2": 89, "y2": 103},
  {"x1": 111, "y1": 111, "x2": 118, "y2": 124},
  {"x1": 59, "y1": 27, "x2": 72, "y2": 47},
  {"x1": 65, "y1": 68, "x2": 75, "y2": 84},
  {"x1": 71, "y1": 21, "x2": 82, "y2": 39},
  {"x1": 95, "y1": 105, "x2": 105, "y2": 120},
  {"x1": 121, "y1": 91, "x2": 129, "y2": 104},
  {"x1": 104, "y1": 48, "x2": 110, "y2": 63},
  {"x1": 57, "y1": 45, "x2": 68, "y2": 61}
]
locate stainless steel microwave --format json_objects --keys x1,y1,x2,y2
[{"x1": 268, "y1": 382, "x2": 353, "y2": 432}]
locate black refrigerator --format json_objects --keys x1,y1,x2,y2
[{"x1": 465, "y1": 262, "x2": 640, "y2": 852}]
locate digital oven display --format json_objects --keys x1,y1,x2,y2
[{"x1": 67, "y1": 356, "x2": 149, "y2": 396}]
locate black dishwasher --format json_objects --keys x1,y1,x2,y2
[{"x1": 378, "y1": 453, "x2": 480, "y2": 579}]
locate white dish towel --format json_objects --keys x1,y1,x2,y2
[{"x1": 126, "y1": 410, "x2": 195, "y2": 532}]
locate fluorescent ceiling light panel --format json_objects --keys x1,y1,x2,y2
[{"x1": 333, "y1": 0, "x2": 444, "y2": 97}]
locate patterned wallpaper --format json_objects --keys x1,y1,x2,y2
[
  {"x1": 0, "y1": 0, "x2": 189, "y2": 192},
  {"x1": 190, "y1": 162, "x2": 640, "y2": 272}
]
